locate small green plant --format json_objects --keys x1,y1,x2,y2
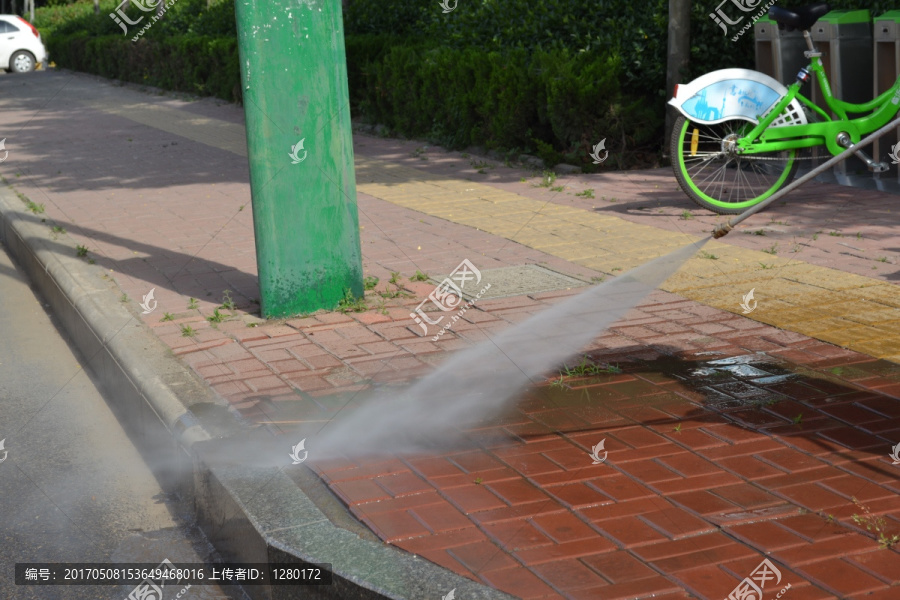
[
  {"x1": 851, "y1": 497, "x2": 900, "y2": 548},
  {"x1": 180, "y1": 324, "x2": 196, "y2": 337},
  {"x1": 673, "y1": 423, "x2": 682, "y2": 433},
  {"x1": 824, "y1": 514, "x2": 835, "y2": 523},
  {"x1": 51, "y1": 225, "x2": 65, "y2": 234},
  {"x1": 792, "y1": 413, "x2": 803, "y2": 425},
  {"x1": 120, "y1": 293, "x2": 128, "y2": 303},
  {"x1": 680, "y1": 210, "x2": 693, "y2": 220},
  {"x1": 26, "y1": 201, "x2": 44, "y2": 214},
  {"x1": 160, "y1": 312, "x2": 174, "y2": 322},
  {"x1": 473, "y1": 477, "x2": 483, "y2": 485},
  {"x1": 188, "y1": 297, "x2": 199, "y2": 310},
  {"x1": 762, "y1": 244, "x2": 778, "y2": 255},
  {"x1": 611, "y1": 267, "x2": 622, "y2": 272},
  {"x1": 461, "y1": 152, "x2": 469, "y2": 158},
  {"x1": 829, "y1": 367, "x2": 844, "y2": 376},
  {"x1": 560, "y1": 357, "x2": 621, "y2": 378},
  {"x1": 206, "y1": 308, "x2": 227, "y2": 324},
  {"x1": 411, "y1": 146, "x2": 428, "y2": 159},
  {"x1": 759, "y1": 263, "x2": 775, "y2": 269},
  {"x1": 410, "y1": 270, "x2": 429, "y2": 282},
  {"x1": 88, "y1": 258, "x2": 96, "y2": 264},
  {"x1": 856, "y1": 232, "x2": 862, "y2": 240},
  {"x1": 878, "y1": 257, "x2": 889, "y2": 263},
  {"x1": 519, "y1": 177, "x2": 527, "y2": 183},
  {"x1": 812, "y1": 230, "x2": 822, "y2": 240},
  {"x1": 337, "y1": 288, "x2": 368, "y2": 313},
  {"x1": 591, "y1": 276, "x2": 605, "y2": 283},
  {"x1": 829, "y1": 231, "x2": 842, "y2": 237},
  {"x1": 550, "y1": 185, "x2": 565, "y2": 192},
  {"x1": 548, "y1": 376, "x2": 570, "y2": 389},
  {"x1": 76, "y1": 244, "x2": 88, "y2": 257},
  {"x1": 537, "y1": 170, "x2": 557, "y2": 188},
  {"x1": 576, "y1": 188, "x2": 595, "y2": 199},
  {"x1": 751, "y1": 229, "x2": 767, "y2": 236},
  {"x1": 700, "y1": 251, "x2": 719, "y2": 260},
  {"x1": 363, "y1": 275, "x2": 380, "y2": 290},
  {"x1": 220, "y1": 290, "x2": 236, "y2": 311}
]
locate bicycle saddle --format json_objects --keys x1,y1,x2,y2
[{"x1": 768, "y1": 3, "x2": 830, "y2": 31}]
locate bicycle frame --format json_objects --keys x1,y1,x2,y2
[{"x1": 737, "y1": 44, "x2": 900, "y2": 157}]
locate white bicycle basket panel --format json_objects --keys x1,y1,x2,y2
[{"x1": 669, "y1": 68, "x2": 807, "y2": 127}]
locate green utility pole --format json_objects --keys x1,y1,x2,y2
[{"x1": 235, "y1": 0, "x2": 363, "y2": 318}]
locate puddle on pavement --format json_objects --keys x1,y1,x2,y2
[
  {"x1": 522, "y1": 352, "x2": 803, "y2": 417},
  {"x1": 268, "y1": 351, "x2": 876, "y2": 443}
]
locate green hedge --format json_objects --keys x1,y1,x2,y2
[
  {"x1": 37, "y1": 0, "x2": 896, "y2": 166},
  {"x1": 45, "y1": 33, "x2": 241, "y2": 102},
  {"x1": 350, "y1": 41, "x2": 660, "y2": 168}
]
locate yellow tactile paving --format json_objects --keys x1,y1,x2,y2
[
  {"x1": 90, "y1": 101, "x2": 899, "y2": 361},
  {"x1": 78, "y1": 99, "x2": 250, "y2": 158},
  {"x1": 354, "y1": 156, "x2": 900, "y2": 361}
]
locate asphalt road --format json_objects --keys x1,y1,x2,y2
[{"x1": 0, "y1": 241, "x2": 245, "y2": 600}]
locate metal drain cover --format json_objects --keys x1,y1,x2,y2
[{"x1": 430, "y1": 264, "x2": 588, "y2": 301}]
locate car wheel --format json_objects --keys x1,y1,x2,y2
[{"x1": 10, "y1": 51, "x2": 35, "y2": 74}]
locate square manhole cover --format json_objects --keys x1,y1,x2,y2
[{"x1": 429, "y1": 264, "x2": 588, "y2": 301}]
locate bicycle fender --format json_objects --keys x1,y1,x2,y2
[{"x1": 669, "y1": 68, "x2": 789, "y2": 125}]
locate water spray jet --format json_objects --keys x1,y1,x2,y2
[{"x1": 307, "y1": 239, "x2": 710, "y2": 461}]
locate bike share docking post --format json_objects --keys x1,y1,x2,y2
[{"x1": 712, "y1": 113, "x2": 900, "y2": 238}]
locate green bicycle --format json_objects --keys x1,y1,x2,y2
[{"x1": 669, "y1": 2, "x2": 897, "y2": 215}]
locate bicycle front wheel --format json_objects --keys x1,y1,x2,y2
[{"x1": 671, "y1": 116, "x2": 798, "y2": 215}]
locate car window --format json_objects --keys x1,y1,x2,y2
[{"x1": 0, "y1": 20, "x2": 21, "y2": 33}]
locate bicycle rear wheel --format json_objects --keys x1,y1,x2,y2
[{"x1": 671, "y1": 116, "x2": 798, "y2": 215}]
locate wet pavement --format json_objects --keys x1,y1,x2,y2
[{"x1": 299, "y1": 297, "x2": 900, "y2": 600}]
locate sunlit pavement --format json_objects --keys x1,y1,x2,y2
[{"x1": 0, "y1": 70, "x2": 898, "y2": 599}]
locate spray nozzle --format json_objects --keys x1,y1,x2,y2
[{"x1": 712, "y1": 222, "x2": 733, "y2": 238}]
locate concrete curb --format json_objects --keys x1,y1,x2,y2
[{"x1": 0, "y1": 190, "x2": 516, "y2": 600}]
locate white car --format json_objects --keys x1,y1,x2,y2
[{"x1": 0, "y1": 15, "x2": 47, "y2": 73}]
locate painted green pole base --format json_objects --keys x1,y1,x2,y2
[{"x1": 235, "y1": 0, "x2": 363, "y2": 319}]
